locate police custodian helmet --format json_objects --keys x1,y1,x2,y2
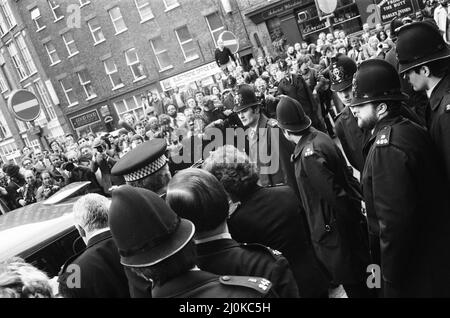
[
  {"x1": 396, "y1": 21, "x2": 450, "y2": 74},
  {"x1": 350, "y1": 59, "x2": 408, "y2": 108},
  {"x1": 276, "y1": 95, "x2": 312, "y2": 132},
  {"x1": 330, "y1": 53, "x2": 357, "y2": 92}
]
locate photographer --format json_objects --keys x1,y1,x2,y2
[
  {"x1": 90, "y1": 138, "x2": 122, "y2": 196},
  {"x1": 63, "y1": 154, "x2": 103, "y2": 195},
  {"x1": 18, "y1": 170, "x2": 41, "y2": 207},
  {"x1": 36, "y1": 171, "x2": 60, "y2": 202}
]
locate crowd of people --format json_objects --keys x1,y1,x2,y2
[{"x1": 1, "y1": 6, "x2": 450, "y2": 298}]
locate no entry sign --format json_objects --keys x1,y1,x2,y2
[
  {"x1": 219, "y1": 31, "x2": 239, "y2": 54},
  {"x1": 7, "y1": 89, "x2": 41, "y2": 122}
]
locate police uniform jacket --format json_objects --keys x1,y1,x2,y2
[
  {"x1": 334, "y1": 106, "x2": 370, "y2": 172},
  {"x1": 245, "y1": 114, "x2": 297, "y2": 190},
  {"x1": 196, "y1": 238, "x2": 299, "y2": 298},
  {"x1": 428, "y1": 72, "x2": 450, "y2": 184},
  {"x1": 58, "y1": 230, "x2": 130, "y2": 298},
  {"x1": 152, "y1": 270, "x2": 276, "y2": 298},
  {"x1": 228, "y1": 185, "x2": 330, "y2": 297},
  {"x1": 362, "y1": 115, "x2": 450, "y2": 297},
  {"x1": 291, "y1": 127, "x2": 370, "y2": 285}
]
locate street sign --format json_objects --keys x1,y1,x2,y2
[
  {"x1": 218, "y1": 31, "x2": 239, "y2": 54},
  {"x1": 7, "y1": 89, "x2": 41, "y2": 122},
  {"x1": 315, "y1": 0, "x2": 337, "y2": 20}
]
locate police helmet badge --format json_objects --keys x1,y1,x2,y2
[
  {"x1": 331, "y1": 65, "x2": 344, "y2": 83},
  {"x1": 352, "y1": 74, "x2": 358, "y2": 96}
]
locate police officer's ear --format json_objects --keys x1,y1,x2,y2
[{"x1": 376, "y1": 102, "x2": 389, "y2": 117}]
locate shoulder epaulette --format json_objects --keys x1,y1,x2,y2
[
  {"x1": 241, "y1": 243, "x2": 284, "y2": 259},
  {"x1": 445, "y1": 104, "x2": 450, "y2": 113},
  {"x1": 267, "y1": 118, "x2": 278, "y2": 128},
  {"x1": 375, "y1": 126, "x2": 391, "y2": 147},
  {"x1": 219, "y1": 275, "x2": 272, "y2": 295},
  {"x1": 303, "y1": 142, "x2": 314, "y2": 157}
]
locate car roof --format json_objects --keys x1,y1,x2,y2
[{"x1": 0, "y1": 182, "x2": 91, "y2": 261}]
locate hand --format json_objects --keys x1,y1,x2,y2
[
  {"x1": 223, "y1": 109, "x2": 233, "y2": 116},
  {"x1": 19, "y1": 199, "x2": 26, "y2": 206},
  {"x1": 214, "y1": 119, "x2": 224, "y2": 126},
  {"x1": 0, "y1": 187, "x2": 6, "y2": 196}
]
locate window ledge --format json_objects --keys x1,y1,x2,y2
[
  {"x1": 68, "y1": 52, "x2": 80, "y2": 59},
  {"x1": 86, "y1": 95, "x2": 97, "y2": 101},
  {"x1": 67, "y1": 102, "x2": 79, "y2": 107},
  {"x1": 158, "y1": 65, "x2": 174, "y2": 73},
  {"x1": 133, "y1": 76, "x2": 147, "y2": 83},
  {"x1": 54, "y1": 16, "x2": 65, "y2": 23},
  {"x1": 112, "y1": 83, "x2": 125, "y2": 91},
  {"x1": 36, "y1": 26, "x2": 46, "y2": 32},
  {"x1": 50, "y1": 60, "x2": 61, "y2": 67},
  {"x1": 94, "y1": 39, "x2": 106, "y2": 46},
  {"x1": 164, "y1": 3, "x2": 180, "y2": 12},
  {"x1": 28, "y1": 71, "x2": 38, "y2": 77},
  {"x1": 140, "y1": 16, "x2": 154, "y2": 24},
  {"x1": 80, "y1": 2, "x2": 91, "y2": 8},
  {"x1": 114, "y1": 29, "x2": 128, "y2": 36},
  {"x1": 184, "y1": 55, "x2": 200, "y2": 63}
]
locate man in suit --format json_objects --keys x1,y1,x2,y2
[
  {"x1": 203, "y1": 145, "x2": 330, "y2": 298},
  {"x1": 58, "y1": 194, "x2": 130, "y2": 298},
  {"x1": 276, "y1": 59, "x2": 326, "y2": 133},
  {"x1": 166, "y1": 168, "x2": 299, "y2": 298},
  {"x1": 108, "y1": 185, "x2": 277, "y2": 298}
]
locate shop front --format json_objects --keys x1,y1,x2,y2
[{"x1": 246, "y1": 0, "x2": 423, "y2": 46}]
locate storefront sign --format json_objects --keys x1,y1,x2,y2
[
  {"x1": 376, "y1": 0, "x2": 414, "y2": 23},
  {"x1": 70, "y1": 109, "x2": 101, "y2": 130},
  {"x1": 160, "y1": 62, "x2": 222, "y2": 91},
  {"x1": 247, "y1": 0, "x2": 311, "y2": 24}
]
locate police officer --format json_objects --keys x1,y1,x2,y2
[
  {"x1": 330, "y1": 53, "x2": 370, "y2": 172},
  {"x1": 166, "y1": 168, "x2": 299, "y2": 298},
  {"x1": 397, "y1": 21, "x2": 450, "y2": 185},
  {"x1": 331, "y1": 53, "x2": 424, "y2": 172},
  {"x1": 277, "y1": 95, "x2": 372, "y2": 298},
  {"x1": 350, "y1": 59, "x2": 450, "y2": 297},
  {"x1": 108, "y1": 185, "x2": 277, "y2": 298},
  {"x1": 234, "y1": 84, "x2": 296, "y2": 190}
]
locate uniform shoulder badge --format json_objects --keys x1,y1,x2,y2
[
  {"x1": 375, "y1": 126, "x2": 391, "y2": 147},
  {"x1": 445, "y1": 104, "x2": 450, "y2": 113},
  {"x1": 219, "y1": 276, "x2": 272, "y2": 295},
  {"x1": 303, "y1": 142, "x2": 314, "y2": 157},
  {"x1": 267, "y1": 118, "x2": 278, "y2": 127},
  {"x1": 241, "y1": 243, "x2": 284, "y2": 259}
]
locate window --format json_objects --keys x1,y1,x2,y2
[
  {"x1": 135, "y1": 0, "x2": 153, "y2": 22},
  {"x1": 0, "y1": 13, "x2": 7, "y2": 36},
  {"x1": 113, "y1": 94, "x2": 144, "y2": 122},
  {"x1": 62, "y1": 32, "x2": 78, "y2": 57},
  {"x1": 47, "y1": 0, "x2": 64, "y2": 21},
  {"x1": 79, "y1": 0, "x2": 90, "y2": 7},
  {"x1": 44, "y1": 42, "x2": 60, "y2": 65},
  {"x1": 163, "y1": 0, "x2": 179, "y2": 11},
  {"x1": 206, "y1": 12, "x2": 224, "y2": 46},
  {"x1": 77, "y1": 69, "x2": 96, "y2": 99},
  {"x1": 150, "y1": 36, "x2": 172, "y2": 70},
  {"x1": 34, "y1": 79, "x2": 57, "y2": 120},
  {"x1": 125, "y1": 48, "x2": 145, "y2": 81},
  {"x1": 109, "y1": 7, "x2": 127, "y2": 34},
  {"x1": 104, "y1": 58, "x2": 123, "y2": 89},
  {"x1": 87, "y1": 18, "x2": 105, "y2": 44},
  {"x1": 0, "y1": 0, "x2": 16, "y2": 29},
  {"x1": 16, "y1": 34, "x2": 37, "y2": 75},
  {"x1": 0, "y1": 112, "x2": 11, "y2": 138},
  {"x1": 15, "y1": 119, "x2": 28, "y2": 132},
  {"x1": 175, "y1": 26, "x2": 198, "y2": 61},
  {"x1": 0, "y1": 141, "x2": 19, "y2": 157},
  {"x1": 0, "y1": 72, "x2": 8, "y2": 93},
  {"x1": 7, "y1": 41, "x2": 27, "y2": 80},
  {"x1": 30, "y1": 7, "x2": 45, "y2": 31},
  {"x1": 59, "y1": 77, "x2": 77, "y2": 106}
]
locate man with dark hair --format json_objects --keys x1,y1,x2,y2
[
  {"x1": 108, "y1": 185, "x2": 276, "y2": 298},
  {"x1": 166, "y1": 168, "x2": 300, "y2": 298},
  {"x1": 277, "y1": 95, "x2": 372, "y2": 298},
  {"x1": 397, "y1": 21, "x2": 450, "y2": 184},
  {"x1": 350, "y1": 59, "x2": 450, "y2": 297}
]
